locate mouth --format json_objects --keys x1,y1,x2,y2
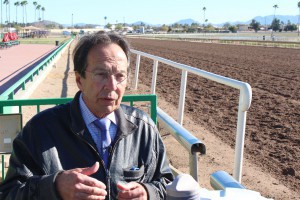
[{"x1": 100, "y1": 96, "x2": 117, "y2": 102}]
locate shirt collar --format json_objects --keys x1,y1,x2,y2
[{"x1": 79, "y1": 93, "x2": 117, "y2": 125}]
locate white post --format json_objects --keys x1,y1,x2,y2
[
  {"x1": 133, "y1": 54, "x2": 141, "y2": 90},
  {"x1": 151, "y1": 60, "x2": 158, "y2": 94},
  {"x1": 178, "y1": 70, "x2": 188, "y2": 125},
  {"x1": 189, "y1": 153, "x2": 199, "y2": 182},
  {"x1": 233, "y1": 89, "x2": 250, "y2": 183}
]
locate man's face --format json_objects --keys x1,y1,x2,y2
[{"x1": 75, "y1": 43, "x2": 128, "y2": 118}]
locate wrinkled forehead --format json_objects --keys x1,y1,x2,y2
[{"x1": 87, "y1": 44, "x2": 128, "y2": 69}]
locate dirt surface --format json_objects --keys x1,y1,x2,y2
[
  {"x1": 22, "y1": 38, "x2": 299, "y2": 199},
  {"x1": 126, "y1": 38, "x2": 300, "y2": 199}
]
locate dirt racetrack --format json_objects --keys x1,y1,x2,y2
[
  {"x1": 126, "y1": 38, "x2": 300, "y2": 198},
  {"x1": 22, "y1": 38, "x2": 299, "y2": 199}
]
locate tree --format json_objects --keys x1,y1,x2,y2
[
  {"x1": 284, "y1": 20, "x2": 298, "y2": 31},
  {"x1": 3, "y1": 0, "x2": 9, "y2": 24},
  {"x1": 228, "y1": 25, "x2": 237, "y2": 33},
  {"x1": 159, "y1": 24, "x2": 168, "y2": 32},
  {"x1": 20, "y1": 1, "x2": 27, "y2": 26},
  {"x1": 41, "y1": 7, "x2": 45, "y2": 21},
  {"x1": 1, "y1": 0, "x2": 3, "y2": 26},
  {"x1": 250, "y1": 19, "x2": 260, "y2": 32},
  {"x1": 106, "y1": 23, "x2": 112, "y2": 29},
  {"x1": 104, "y1": 16, "x2": 107, "y2": 26},
  {"x1": 14, "y1": 1, "x2": 19, "y2": 24},
  {"x1": 33, "y1": 1, "x2": 37, "y2": 21},
  {"x1": 115, "y1": 23, "x2": 123, "y2": 31},
  {"x1": 223, "y1": 22, "x2": 231, "y2": 30},
  {"x1": 273, "y1": 4, "x2": 279, "y2": 19},
  {"x1": 271, "y1": 18, "x2": 281, "y2": 32},
  {"x1": 202, "y1": 7, "x2": 206, "y2": 26},
  {"x1": 36, "y1": 4, "x2": 41, "y2": 21}
]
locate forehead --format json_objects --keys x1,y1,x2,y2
[{"x1": 87, "y1": 43, "x2": 128, "y2": 67}]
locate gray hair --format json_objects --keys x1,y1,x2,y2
[{"x1": 73, "y1": 32, "x2": 130, "y2": 77}]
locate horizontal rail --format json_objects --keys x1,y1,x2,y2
[
  {"x1": 0, "y1": 94, "x2": 157, "y2": 123},
  {"x1": 0, "y1": 94, "x2": 157, "y2": 181},
  {"x1": 157, "y1": 107, "x2": 205, "y2": 182},
  {"x1": 210, "y1": 170, "x2": 245, "y2": 190}
]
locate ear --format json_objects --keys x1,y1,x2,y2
[{"x1": 75, "y1": 72, "x2": 83, "y2": 91}]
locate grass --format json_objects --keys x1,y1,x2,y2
[{"x1": 19, "y1": 36, "x2": 70, "y2": 45}]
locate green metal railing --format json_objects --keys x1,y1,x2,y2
[{"x1": 0, "y1": 94, "x2": 157, "y2": 181}]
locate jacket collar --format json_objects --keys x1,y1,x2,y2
[
  {"x1": 115, "y1": 105, "x2": 137, "y2": 137},
  {"x1": 70, "y1": 91, "x2": 137, "y2": 138}
]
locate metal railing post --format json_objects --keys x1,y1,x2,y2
[
  {"x1": 151, "y1": 60, "x2": 158, "y2": 94},
  {"x1": 178, "y1": 70, "x2": 188, "y2": 125},
  {"x1": 133, "y1": 54, "x2": 141, "y2": 90},
  {"x1": 189, "y1": 152, "x2": 199, "y2": 182}
]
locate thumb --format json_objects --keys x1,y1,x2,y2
[
  {"x1": 80, "y1": 162, "x2": 99, "y2": 176},
  {"x1": 117, "y1": 182, "x2": 137, "y2": 191}
]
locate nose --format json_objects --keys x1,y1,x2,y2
[{"x1": 104, "y1": 75, "x2": 118, "y2": 90}]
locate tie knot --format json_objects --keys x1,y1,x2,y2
[{"x1": 94, "y1": 118, "x2": 111, "y2": 132}]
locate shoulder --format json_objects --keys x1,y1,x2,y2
[
  {"x1": 120, "y1": 104, "x2": 157, "y2": 128},
  {"x1": 25, "y1": 102, "x2": 71, "y2": 130}
]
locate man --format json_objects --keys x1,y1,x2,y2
[{"x1": 0, "y1": 32, "x2": 174, "y2": 199}]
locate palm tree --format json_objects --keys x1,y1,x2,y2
[
  {"x1": 14, "y1": 1, "x2": 19, "y2": 24},
  {"x1": 104, "y1": 16, "x2": 107, "y2": 26},
  {"x1": 33, "y1": 1, "x2": 37, "y2": 21},
  {"x1": 20, "y1": 0, "x2": 27, "y2": 26},
  {"x1": 272, "y1": 4, "x2": 279, "y2": 36},
  {"x1": 41, "y1": 7, "x2": 45, "y2": 21},
  {"x1": 1, "y1": 0, "x2": 3, "y2": 26},
  {"x1": 298, "y1": 1, "x2": 300, "y2": 36},
  {"x1": 273, "y1": 4, "x2": 279, "y2": 20},
  {"x1": 203, "y1": 7, "x2": 206, "y2": 26},
  {"x1": 3, "y1": 0, "x2": 9, "y2": 24},
  {"x1": 36, "y1": 4, "x2": 41, "y2": 21}
]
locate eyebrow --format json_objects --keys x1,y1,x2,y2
[{"x1": 93, "y1": 68, "x2": 127, "y2": 74}]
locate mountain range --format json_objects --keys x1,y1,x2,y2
[
  {"x1": 131, "y1": 15, "x2": 299, "y2": 27},
  {"x1": 62, "y1": 15, "x2": 299, "y2": 28}
]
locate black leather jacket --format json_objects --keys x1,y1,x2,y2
[{"x1": 0, "y1": 92, "x2": 174, "y2": 200}]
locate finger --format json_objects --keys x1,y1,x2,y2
[
  {"x1": 80, "y1": 175, "x2": 107, "y2": 189},
  {"x1": 117, "y1": 182, "x2": 138, "y2": 191},
  {"x1": 80, "y1": 162, "x2": 100, "y2": 176},
  {"x1": 117, "y1": 183, "x2": 147, "y2": 199},
  {"x1": 75, "y1": 182, "x2": 107, "y2": 196},
  {"x1": 75, "y1": 192, "x2": 107, "y2": 200}
]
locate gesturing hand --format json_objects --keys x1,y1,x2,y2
[
  {"x1": 117, "y1": 182, "x2": 148, "y2": 200},
  {"x1": 55, "y1": 162, "x2": 107, "y2": 200}
]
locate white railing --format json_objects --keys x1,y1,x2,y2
[{"x1": 130, "y1": 49, "x2": 252, "y2": 183}]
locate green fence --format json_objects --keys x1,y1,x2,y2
[{"x1": 0, "y1": 94, "x2": 157, "y2": 181}]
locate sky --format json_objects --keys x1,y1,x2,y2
[{"x1": 5, "y1": 0, "x2": 300, "y2": 25}]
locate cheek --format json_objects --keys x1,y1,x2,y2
[{"x1": 116, "y1": 86, "x2": 126, "y2": 101}]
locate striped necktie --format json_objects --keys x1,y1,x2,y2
[{"x1": 94, "y1": 118, "x2": 111, "y2": 149}]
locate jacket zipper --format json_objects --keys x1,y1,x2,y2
[
  {"x1": 75, "y1": 131, "x2": 126, "y2": 200},
  {"x1": 106, "y1": 135, "x2": 125, "y2": 200}
]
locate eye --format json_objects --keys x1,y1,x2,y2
[
  {"x1": 115, "y1": 73, "x2": 127, "y2": 81},
  {"x1": 94, "y1": 72, "x2": 107, "y2": 78}
]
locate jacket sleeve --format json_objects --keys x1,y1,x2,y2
[
  {"x1": 0, "y1": 124, "x2": 62, "y2": 200},
  {"x1": 141, "y1": 130, "x2": 174, "y2": 199}
]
